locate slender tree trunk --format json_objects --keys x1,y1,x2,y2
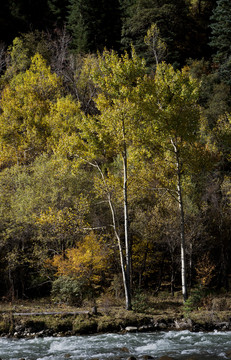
[
  {"x1": 108, "y1": 193, "x2": 131, "y2": 310},
  {"x1": 170, "y1": 253, "x2": 175, "y2": 297},
  {"x1": 171, "y1": 138, "x2": 188, "y2": 302},
  {"x1": 122, "y1": 151, "x2": 132, "y2": 310},
  {"x1": 95, "y1": 161, "x2": 132, "y2": 310},
  {"x1": 9, "y1": 267, "x2": 15, "y2": 302},
  {"x1": 188, "y1": 242, "x2": 193, "y2": 290},
  {"x1": 122, "y1": 115, "x2": 132, "y2": 310}
]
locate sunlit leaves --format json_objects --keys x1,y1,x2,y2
[
  {"x1": 146, "y1": 62, "x2": 201, "y2": 141},
  {"x1": 144, "y1": 23, "x2": 167, "y2": 65},
  {"x1": 48, "y1": 96, "x2": 83, "y2": 153},
  {"x1": 51, "y1": 232, "x2": 112, "y2": 286},
  {"x1": 0, "y1": 54, "x2": 62, "y2": 164},
  {"x1": 91, "y1": 48, "x2": 146, "y2": 99}
]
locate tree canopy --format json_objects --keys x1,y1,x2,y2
[{"x1": 0, "y1": 0, "x2": 230, "y2": 308}]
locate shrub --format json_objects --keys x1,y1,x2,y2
[
  {"x1": 51, "y1": 276, "x2": 87, "y2": 306},
  {"x1": 132, "y1": 291, "x2": 149, "y2": 313},
  {"x1": 183, "y1": 287, "x2": 206, "y2": 314}
]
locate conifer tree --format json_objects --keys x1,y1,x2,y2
[
  {"x1": 47, "y1": 0, "x2": 69, "y2": 27},
  {"x1": 67, "y1": 0, "x2": 121, "y2": 53},
  {"x1": 121, "y1": 0, "x2": 190, "y2": 66},
  {"x1": 209, "y1": 0, "x2": 231, "y2": 84},
  {"x1": 210, "y1": 0, "x2": 231, "y2": 61}
]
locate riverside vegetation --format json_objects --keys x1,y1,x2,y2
[
  {"x1": 0, "y1": 291, "x2": 231, "y2": 338},
  {"x1": 0, "y1": 0, "x2": 230, "y2": 317}
]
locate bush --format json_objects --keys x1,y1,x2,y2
[
  {"x1": 132, "y1": 291, "x2": 149, "y2": 313},
  {"x1": 183, "y1": 287, "x2": 206, "y2": 314},
  {"x1": 51, "y1": 276, "x2": 86, "y2": 306}
]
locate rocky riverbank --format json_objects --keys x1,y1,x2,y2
[
  {"x1": 0, "y1": 309, "x2": 231, "y2": 339},
  {"x1": 0, "y1": 293, "x2": 230, "y2": 339}
]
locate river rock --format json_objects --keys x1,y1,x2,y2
[
  {"x1": 127, "y1": 357, "x2": 137, "y2": 360},
  {"x1": 138, "y1": 324, "x2": 154, "y2": 332},
  {"x1": 174, "y1": 318, "x2": 192, "y2": 330},
  {"x1": 158, "y1": 356, "x2": 175, "y2": 360},
  {"x1": 215, "y1": 321, "x2": 230, "y2": 330},
  {"x1": 158, "y1": 322, "x2": 167, "y2": 329},
  {"x1": 153, "y1": 318, "x2": 175, "y2": 330},
  {"x1": 125, "y1": 326, "x2": 138, "y2": 332},
  {"x1": 226, "y1": 349, "x2": 231, "y2": 358},
  {"x1": 142, "y1": 355, "x2": 154, "y2": 359}
]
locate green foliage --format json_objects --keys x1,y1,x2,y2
[
  {"x1": 144, "y1": 23, "x2": 167, "y2": 66},
  {"x1": 121, "y1": 0, "x2": 191, "y2": 66},
  {"x1": 67, "y1": 0, "x2": 121, "y2": 53},
  {"x1": 0, "y1": 153, "x2": 92, "y2": 298},
  {"x1": 47, "y1": 0, "x2": 69, "y2": 27},
  {"x1": 0, "y1": 31, "x2": 230, "y2": 304},
  {"x1": 183, "y1": 287, "x2": 206, "y2": 313},
  {"x1": 6, "y1": 32, "x2": 51, "y2": 76},
  {"x1": 210, "y1": 0, "x2": 231, "y2": 84},
  {"x1": 51, "y1": 276, "x2": 87, "y2": 306},
  {"x1": 72, "y1": 314, "x2": 97, "y2": 334},
  {"x1": 210, "y1": 0, "x2": 231, "y2": 61},
  {"x1": 0, "y1": 53, "x2": 62, "y2": 165},
  {"x1": 132, "y1": 291, "x2": 149, "y2": 313},
  {"x1": 0, "y1": 317, "x2": 11, "y2": 334}
]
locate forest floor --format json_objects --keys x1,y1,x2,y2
[{"x1": 0, "y1": 291, "x2": 231, "y2": 337}]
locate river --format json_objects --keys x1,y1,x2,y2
[{"x1": 0, "y1": 330, "x2": 231, "y2": 360}]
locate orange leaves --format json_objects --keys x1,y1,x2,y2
[{"x1": 51, "y1": 232, "x2": 112, "y2": 286}]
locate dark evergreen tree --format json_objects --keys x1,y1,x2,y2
[
  {"x1": 67, "y1": 0, "x2": 121, "y2": 53},
  {"x1": 210, "y1": 0, "x2": 231, "y2": 60},
  {"x1": 47, "y1": 0, "x2": 69, "y2": 28},
  {"x1": 121, "y1": 0, "x2": 192, "y2": 66},
  {"x1": 187, "y1": 0, "x2": 216, "y2": 61},
  {"x1": 0, "y1": 1, "x2": 24, "y2": 43},
  {"x1": 8, "y1": 0, "x2": 51, "y2": 31},
  {"x1": 209, "y1": 0, "x2": 231, "y2": 84}
]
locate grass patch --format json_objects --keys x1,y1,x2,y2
[
  {"x1": 72, "y1": 314, "x2": 97, "y2": 334},
  {"x1": 0, "y1": 315, "x2": 11, "y2": 333}
]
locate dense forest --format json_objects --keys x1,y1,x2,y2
[{"x1": 0, "y1": 0, "x2": 230, "y2": 310}]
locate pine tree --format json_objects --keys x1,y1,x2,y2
[
  {"x1": 47, "y1": 0, "x2": 69, "y2": 27},
  {"x1": 67, "y1": 0, "x2": 121, "y2": 53},
  {"x1": 121, "y1": 0, "x2": 191, "y2": 66},
  {"x1": 210, "y1": 0, "x2": 231, "y2": 61},
  {"x1": 210, "y1": 0, "x2": 231, "y2": 84}
]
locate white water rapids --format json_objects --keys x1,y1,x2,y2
[{"x1": 0, "y1": 330, "x2": 231, "y2": 359}]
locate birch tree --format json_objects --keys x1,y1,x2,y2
[
  {"x1": 139, "y1": 62, "x2": 201, "y2": 301},
  {"x1": 79, "y1": 50, "x2": 146, "y2": 310},
  {"x1": 51, "y1": 49, "x2": 146, "y2": 309}
]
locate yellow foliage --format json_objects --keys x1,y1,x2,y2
[
  {"x1": 0, "y1": 53, "x2": 62, "y2": 164},
  {"x1": 51, "y1": 232, "x2": 112, "y2": 285},
  {"x1": 36, "y1": 204, "x2": 88, "y2": 235},
  {"x1": 195, "y1": 253, "x2": 215, "y2": 287}
]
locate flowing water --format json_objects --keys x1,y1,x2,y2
[{"x1": 0, "y1": 331, "x2": 231, "y2": 360}]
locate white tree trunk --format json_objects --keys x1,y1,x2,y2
[
  {"x1": 95, "y1": 160, "x2": 132, "y2": 310},
  {"x1": 171, "y1": 138, "x2": 188, "y2": 302},
  {"x1": 122, "y1": 150, "x2": 132, "y2": 310}
]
